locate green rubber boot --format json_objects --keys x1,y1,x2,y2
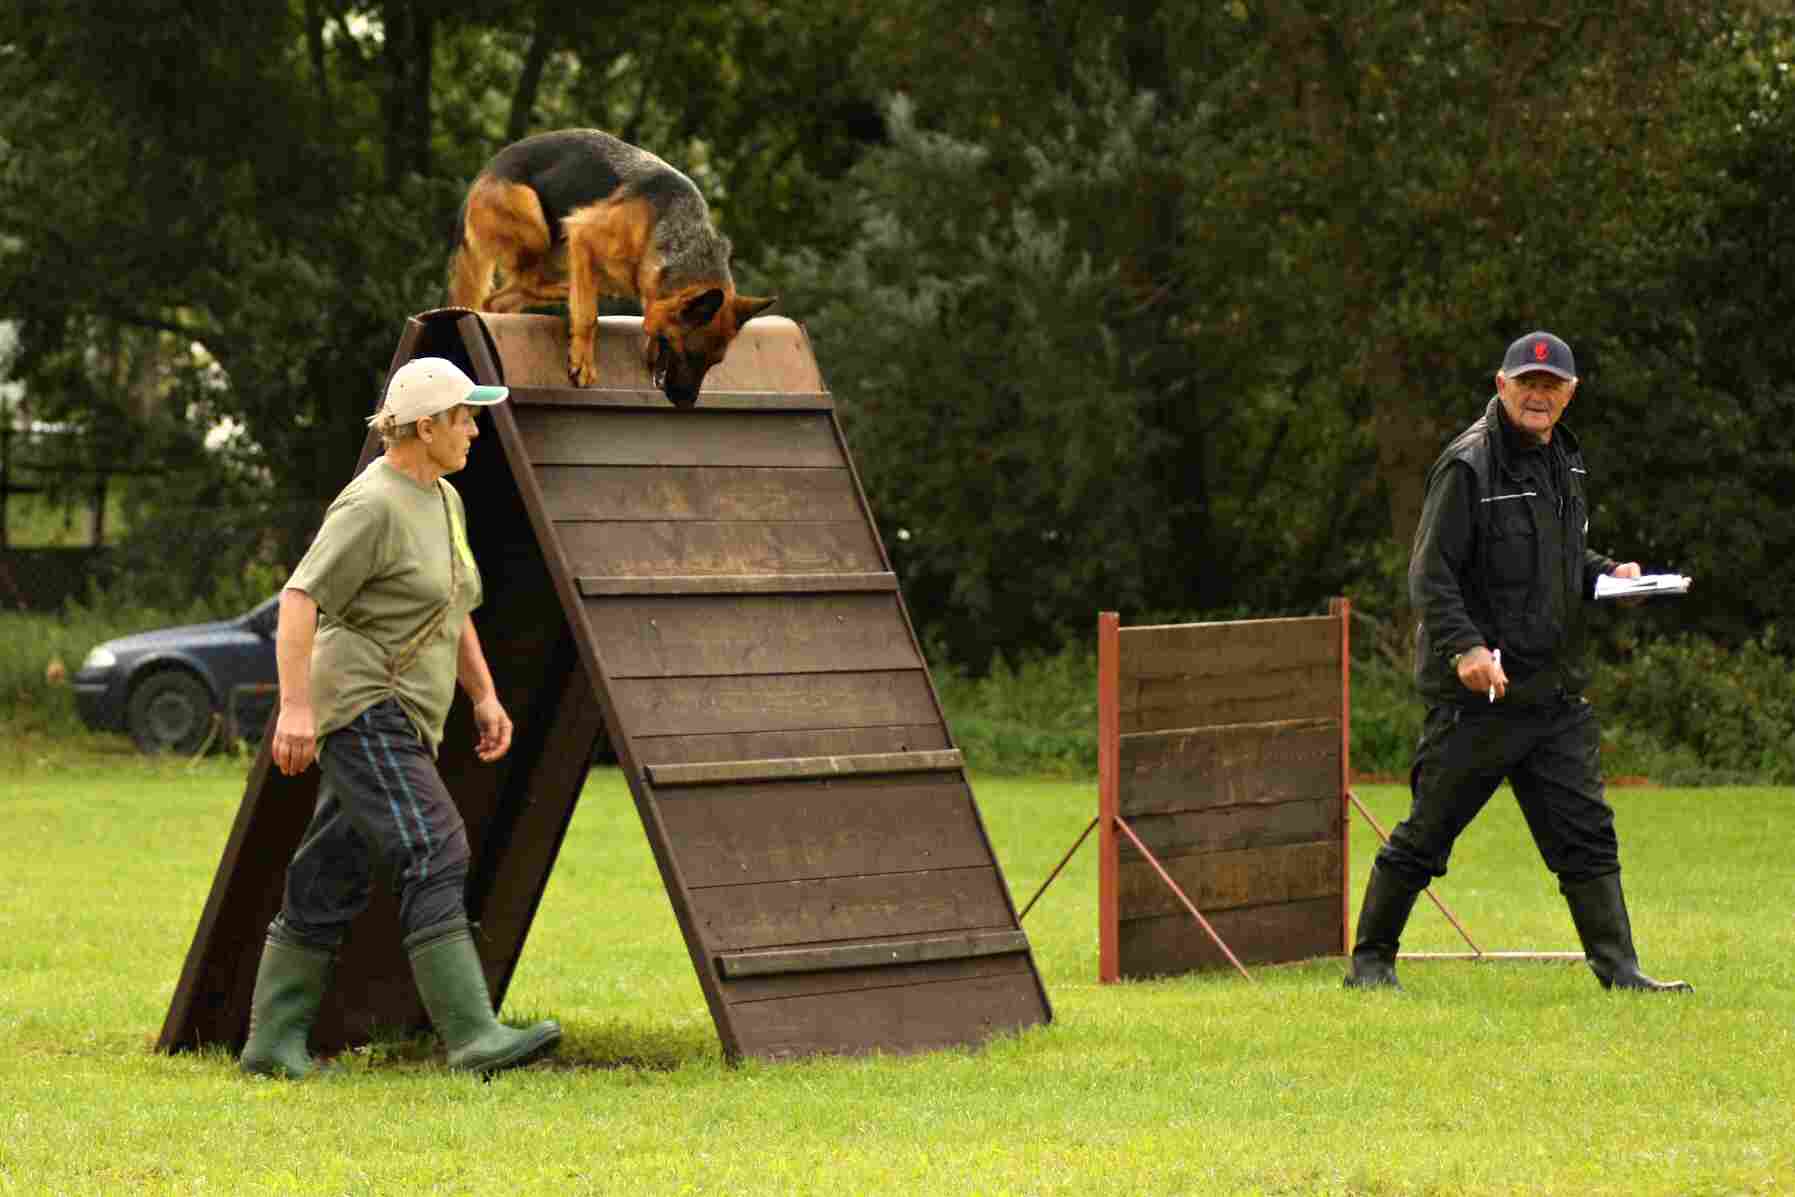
[
  {"x1": 239, "y1": 929, "x2": 334, "y2": 1078},
  {"x1": 405, "y1": 920, "x2": 561, "y2": 1074}
]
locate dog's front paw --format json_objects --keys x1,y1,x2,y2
[{"x1": 567, "y1": 348, "x2": 600, "y2": 388}]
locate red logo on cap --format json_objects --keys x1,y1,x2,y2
[{"x1": 1534, "y1": 340, "x2": 1550, "y2": 362}]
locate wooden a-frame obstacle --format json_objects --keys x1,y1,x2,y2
[
  {"x1": 1019, "y1": 600, "x2": 1582, "y2": 980},
  {"x1": 158, "y1": 308, "x2": 1052, "y2": 1062}
]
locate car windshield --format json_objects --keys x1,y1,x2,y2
[{"x1": 243, "y1": 595, "x2": 280, "y2": 637}]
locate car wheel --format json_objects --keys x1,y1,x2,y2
[{"x1": 127, "y1": 670, "x2": 217, "y2": 755}]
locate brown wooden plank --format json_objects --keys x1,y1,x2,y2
[
  {"x1": 578, "y1": 573, "x2": 896, "y2": 597},
  {"x1": 632, "y1": 724, "x2": 952, "y2": 767},
  {"x1": 555, "y1": 520, "x2": 884, "y2": 579},
  {"x1": 1122, "y1": 665, "x2": 1342, "y2": 733},
  {"x1": 1117, "y1": 840, "x2": 1344, "y2": 920},
  {"x1": 1117, "y1": 896, "x2": 1344, "y2": 977},
  {"x1": 647, "y1": 749, "x2": 964, "y2": 787},
  {"x1": 584, "y1": 593, "x2": 920, "y2": 679},
  {"x1": 726, "y1": 969, "x2": 1045, "y2": 1060},
  {"x1": 721, "y1": 951, "x2": 1030, "y2": 1004},
  {"x1": 1118, "y1": 616, "x2": 1340, "y2": 679},
  {"x1": 514, "y1": 407, "x2": 842, "y2": 467},
  {"x1": 688, "y1": 867, "x2": 1013, "y2": 952},
  {"x1": 717, "y1": 930, "x2": 1030, "y2": 978},
  {"x1": 611, "y1": 670, "x2": 940, "y2": 738},
  {"x1": 654, "y1": 773, "x2": 988, "y2": 886},
  {"x1": 535, "y1": 465, "x2": 863, "y2": 523},
  {"x1": 1118, "y1": 719, "x2": 1341, "y2": 816},
  {"x1": 509, "y1": 386, "x2": 833, "y2": 411},
  {"x1": 1120, "y1": 797, "x2": 1340, "y2": 861}
]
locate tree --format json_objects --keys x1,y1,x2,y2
[{"x1": 0, "y1": 0, "x2": 885, "y2": 595}]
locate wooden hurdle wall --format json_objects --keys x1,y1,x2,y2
[{"x1": 1097, "y1": 602, "x2": 1352, "y2": 981}]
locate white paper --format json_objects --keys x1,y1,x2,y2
[{"x1": 1594, "y1": 573, "x2": 1692, "y2": 601}]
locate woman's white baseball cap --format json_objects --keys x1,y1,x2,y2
[{"x1": 367, "y1": 357, "x2": 509, "y2": 427}]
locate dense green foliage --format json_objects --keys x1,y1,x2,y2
[{"x1": 1, "y1": 2, "x2": 1791, "y2": 674}]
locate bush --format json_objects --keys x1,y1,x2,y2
[
  {"x1": 1588, "y1": 630, "x2": 1795, "y2": 785},
  {"x1": 932, "y1": 642, "x2": 1098, "y2": 777}
]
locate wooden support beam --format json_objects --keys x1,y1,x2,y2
[
  {"x1": 716, "y1": 930, "x2": 1030, "y2": 979},
  {"x1": 578, "y1": 572, "x2": 897, "y2": 597},
  {"x1": 646, "y1": 749, "x2": 965, "y2": 788}
]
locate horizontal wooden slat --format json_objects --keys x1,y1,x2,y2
[
  {"x1": 654, "y1": 772, "x2": 983, "y2": 887},
  {"x1": 1119, "y1": 797, "x2": 1340, "y2": 861},
  {"x1": 717, "y1": 930, "x2": 1029, "y2": 978},
  {"x1": 536, "y1": 465, "x2": 863, "y2": 523},
  {"x1": 689, "y1": 867, "x2": 1013, "y2": 952},
  {"x1": 610, "y1": 670, "x2": 939, "y2": 738},
  {"x1": 648, "y1": 750, "x2": 963, "y2": 788},
  {"x1": 555, "y1": 521, "x2": 885, "y2": 579},
  {"x1": 1117, "y1": 840, "x2": 1343, "y2": 919},
  {"x1": 1118, "y1": 718, "x2": 1341, "y2": 816},
  {"x1": 509, "y1": 386, "x2": 833, "y2": 411},
  {"x1": 1118, "y1": 896, "x2": 1344, "y2": 977},
  {"x1": 1118, "y1": 616, "x2": 1340, "y2": 679},
  {"x1": 632, "y1": 725, "x2": 952, "y2": 768},
  {"x1": 514, "y1": 407, "x2": 842, "y2": 467},
  {"x1": 586, "y1": 592, "x2": 918, "y2": 679},
  {"x1": 1123, "y1": 667, "x2": 1342, "y2": 733},
  {"x1": 578, "y1": 572, "x2": 896, "y2": 596},
  {"x1": 727, "y1": 970, "x2": 1045, "y2": 1060}
]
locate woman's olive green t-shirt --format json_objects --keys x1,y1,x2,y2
[{"x1": 285, "y1": 458, "x2": 482, "y2": 755}]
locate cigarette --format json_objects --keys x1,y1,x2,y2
[{"x1": 1489, "y1": 649, "x2": 1500, "y2": 703}]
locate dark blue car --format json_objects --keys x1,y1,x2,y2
[{"x1": 72, "y1": 595, "x2": 281, "y2": 754}]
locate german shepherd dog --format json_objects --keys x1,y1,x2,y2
[{"x1": 447, "y1": 129, "x2": 776, "y2": 407}]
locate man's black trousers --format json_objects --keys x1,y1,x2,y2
[{"x1": 1377, "y1": 694, "x2": 1621, "y2": 889}]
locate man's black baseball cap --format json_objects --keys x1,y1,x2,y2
[{"x1": 1501, "y1": 330, "x2": 1576, "y2": 380}]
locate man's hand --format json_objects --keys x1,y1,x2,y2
[
  {"x1": 272, "y1": 704, "x2": 317, "y2": 776},
  {"x1": 1610, "y1": 561, "x2": 1647, "y2": 607},
  {"x1": 1455, "y1": 645, "x2": 1508, "y2": 701},
  {"x1": 472, "y1": 696, "x2": 513, "y2": 763}
]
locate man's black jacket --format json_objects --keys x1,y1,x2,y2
[{"x1": 1409, "y1": 396, "x2": 1616, "y2": 706}]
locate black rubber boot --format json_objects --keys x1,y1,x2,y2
[
  {"x1": 1561, "y1": 873, "x2": 1693, "y2": 993},
  {"x1": 239, "y1": 929, "x2": 334, "y2": 1078},
  {"x1": 1343, "y1": 863, "x2": 1424, "y2": 990},
  {"x1": 405, "y1": 920, "x2": 562, "y2": 1074}
]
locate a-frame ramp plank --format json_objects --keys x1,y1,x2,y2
[
  {"x1": 159, "y1": 308, "x2": 1050, "y2": 1064},
  {"x1": 472, "y1": 313, "x2": 1050, "y2": 1061}
]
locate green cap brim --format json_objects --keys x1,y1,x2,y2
[{"x1": 465, "y1": 385, "x2": 509, "y2": 405}]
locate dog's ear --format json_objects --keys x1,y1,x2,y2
[
  {"x1": 732, "y1": 294, "x2": 778, "y2": 324},
  {"x1": 681, "y1": 288, "x2": 726, "y2": 326}
]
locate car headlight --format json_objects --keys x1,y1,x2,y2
[{"x1": 82, "y1": 647, "x2": 118, "y2": 671}]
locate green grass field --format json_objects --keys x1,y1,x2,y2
[{"x1": 2, "y1": 740, "x2": 1791, "y2": 1195}]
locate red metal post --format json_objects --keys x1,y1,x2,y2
[
  {"x1": 1016, "y1": 816, "x2": 1098, "y2": 923},
  {"x1": 1113, "y1": 816, "x2": 1253, "y2": 983},
  {"x1": 1346, "y1": 789, "x2": 1483, "y2": 956},
  {"x1": 1097, "y1": 611, "x2": 1120, "y2": 984}
]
